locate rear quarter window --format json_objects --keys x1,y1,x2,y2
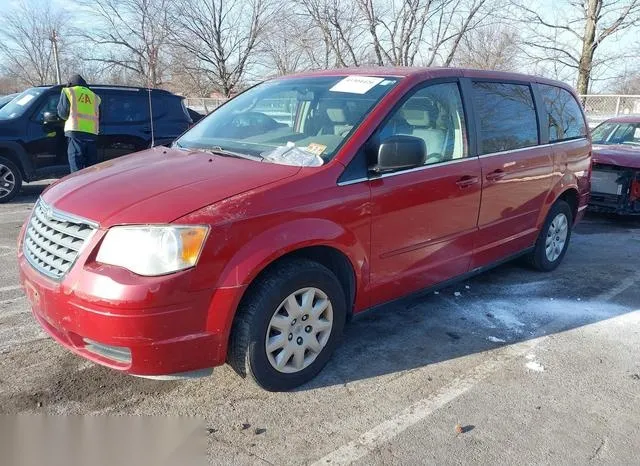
[
  {"x1": 152, "y1": 95, "x2": 189, "y2": 121},
  {"x1": 472, "y1": 82, "x2": 538, "y2": 155},
  {"x1": 101, "y1": 92, "x2": 149, "y2": 123},
  {"x1": 539, "y1": 84, "x2": 587, "y2": 142}
]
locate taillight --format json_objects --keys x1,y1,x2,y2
[{"x1": 630, "y1": 178, "x2": 640, "y2": 202}]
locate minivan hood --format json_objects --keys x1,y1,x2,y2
[
  {"x1": 592, "y1": 145, "x2": 640, "y2": 170},
  {"x1": 42, "y1": 147, "x2": 300, "y2": 225}
]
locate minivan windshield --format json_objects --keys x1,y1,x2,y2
[
  {"x1": 592, "y1": 121, "x2": 640, "y2": 147},
  {"x1": 0, "y1": 88, "x2": 46, "y2": 120},
  {"x1": 175, "y1": 76, "x2": 400, "y2": 166}
]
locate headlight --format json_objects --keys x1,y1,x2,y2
[{"x1": 96, "y1": 225, "x2": 209, "y2": 276}]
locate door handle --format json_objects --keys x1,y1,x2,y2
[
  {"x1": 456, "y1": 175, "x2": 480, "y2": 188},
  {"x1": 486, "y1": 169, "x2": 506, "y2": 181}
]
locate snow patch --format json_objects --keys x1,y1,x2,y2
[
  {"x1": 487, "y1": 336, "x2": 506, "y2": 343},
  {"x1": 526, "y1": 361, "x2": 545, "y2": 372},
  {"x1": 454, "y1": 292, "x2": 461, "y2": 297}
]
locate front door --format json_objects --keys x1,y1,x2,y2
[
  {"x1": 468, "y1": 80, "x2": 553, "y2": 269},
  {"x1": 369, "y1": 81, "x2": 481, "y2": 306},
  {"x1": 25, "y1": 92, "x2": 67, "y2": 170}
]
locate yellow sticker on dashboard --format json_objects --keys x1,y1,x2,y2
[{"x1": 306, "y1": 143, "x2": 327, "y2": 156}]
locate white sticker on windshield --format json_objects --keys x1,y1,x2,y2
[
  {"x1": 330, "y1": 76, "x2": 384, "y2": 94},
  {"x1": 15, "y1": 94, "x2": 34, "y2": 106}
]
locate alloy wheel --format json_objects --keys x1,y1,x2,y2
[{"x1": 0, "y1": 163, "x2": 16, "y2": 199}]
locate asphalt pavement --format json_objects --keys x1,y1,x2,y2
[{"x1": 1, "y1": 181, "x2": 639, "y2": 465}]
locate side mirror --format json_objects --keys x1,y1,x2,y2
[
  {"x1": 373, "y1": 135, "x2": 426, "y2": 173},
  {"x1": 43, "y1": 112, "x2": 60, "y2": 124}
]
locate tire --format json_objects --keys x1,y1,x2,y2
[
  {"x1": 528, "y1": 199, "x2": 573, "y2": 271},
  {"x1": 0, "y1": 156, "x2": 22, "y2": 204},
  {"x1": 228, "y1": 259, "x2": 347, "y2": 391}
]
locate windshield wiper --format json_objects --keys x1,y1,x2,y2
[
  {"x1": 173, "y1": 143, "x2": 264, "y2": 161},
  {"x1": 200, "y1": 146, "x2": 263, "y2": 161}
]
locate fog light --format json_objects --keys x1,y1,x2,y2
[{"x1": 83, "y1": 338, "x2": 132, "y2": 364}]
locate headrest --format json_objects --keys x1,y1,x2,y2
[{"x1": 402, "y1": 108, "x2": 430, "y2": 127}]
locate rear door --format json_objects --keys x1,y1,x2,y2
[
  {"x1": 97, "y1": 90, "x2": 150, "y2": 161},
  {"x1": 369, "y1": 80, "x2": 482, "y2": 305},
  {"x1": 467, "y1": 79, "x2": 553, "y2": 269}
]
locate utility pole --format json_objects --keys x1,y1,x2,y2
[{"x1": 50, "y1": 29, "x2": 62, "y2": 85}]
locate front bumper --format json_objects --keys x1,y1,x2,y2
[{"x1": 18, "y1": 252, "x2": 242, "y2": 377}]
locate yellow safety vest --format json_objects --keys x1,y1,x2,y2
[{"x1": 63, "y1": 86, "x2": 100, "y2": 135}]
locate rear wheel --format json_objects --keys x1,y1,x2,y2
[
  {"x1": 228, "y1": 259, "x2": 346, "y2": 391},
  {"x1": 0, "y1": 156, "x2": 22, "y2": 204},
  {"x1": 528, "y1": 199, "x2": 573, "y2": 271}
]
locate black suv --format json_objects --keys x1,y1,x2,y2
[{"x1": 0, "y1": 85, "x2": 193, "y2": 202}]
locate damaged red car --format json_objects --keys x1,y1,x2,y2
[{"x1": 590, "y1": 116, "x2": 640, "y2": 215}]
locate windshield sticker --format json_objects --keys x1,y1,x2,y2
[
  {"x1": 330, "y1": 76, "x2": 384, "y2": 94},
  {"x1": 15, "y1": 94, "x2": 34, "y2": 106},
  {"x1": 379, "y1": 79, "x2": 394, "y2": 86},
  {"x1": 305, "y1": 143, "x2": 327, "y2": 156}
]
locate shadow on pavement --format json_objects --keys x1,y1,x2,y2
[
  {"x1": 14, "y1": 182, "x2": 50, "y2": 204},
  {"x1": 301, "y1": 215, "x2": 640, "y2": 390}
]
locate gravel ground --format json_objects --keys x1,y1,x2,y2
[{"x1": 1, "y1": 181, "x2": 639, "y2": 465}]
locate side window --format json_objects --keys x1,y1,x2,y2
[
  {"x1": 102, "y1": 93, "x2": 149, "y2": 124},
  {"x1": 378, "y1": 82, "x2": 468, "y2": 165},
  {"x1": 472, "y1": 82, "x2": 538, "y2": 154},
  {"x1": 34, "y1": 94, "x2": 61, "y2": 122},
  {"x1": 539, "y1": 84, "x2": 587, "y2": 142}
]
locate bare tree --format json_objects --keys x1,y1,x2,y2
[
  {"x1": 261, "y1": 12, "x2": 322, "y2": 75},
  {"x1": 0, "y1": 0, "x2": 69, "y2": 86},
  {"x1": 77, "y1": 0, "x2": 171, "y2": 87},
  {"x1": 296, "y1": 0, "x2": 368, "y2": 67},
  {"x1": 454, "y1": 25, "x2": 520, "y2": 70},
  {"x1": 169, "y1": 0, "x2": 271, "y2": 97},
  {"x1": 518, "y1": 0, "x2": 640, "y2": 94}
]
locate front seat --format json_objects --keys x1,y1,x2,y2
[
  {"x1": 315, "y1": 102, "x2": 353, "y2": 136},
  {"x1": 402, "y1": 108, "x2": 445, "y2": 162}
]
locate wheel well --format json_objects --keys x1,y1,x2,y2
[
  {"x1": 0, "y1": 149, "x2": 26, "y2": 180},
  {"x1": 558, "y1": 188, "x2": 579, "y2": 222},
  {"x1": 247, "y1": 246, "x2": 357, "y2": 316}
]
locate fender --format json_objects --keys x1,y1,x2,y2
[
  {"x1": 538, "y1": 171, "x2": 579, "y2": 229},
  {"x1": 0, "y1": 141, "x2": 34, "y2": 181},
  {"x1": 215, "y1": 217, "x2": 369, "y2": 305}
]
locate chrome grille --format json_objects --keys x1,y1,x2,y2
[{"x1": 23, "y1": 200, "x2": 96, "y2": 279}]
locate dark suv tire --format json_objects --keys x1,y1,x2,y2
[
  {"x1": 228, "y1": 259, "x2": 346, "y2": 391},
  {"x1": 0, "y1": 156, "x2": 22, "y2": 203},
  {"x1": 528, "y1": 199, "x2": 573, "y2": 271}
]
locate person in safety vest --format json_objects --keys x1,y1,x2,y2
[{"x1": 57, "y1": 74, "x2": 101, "y2": 172}]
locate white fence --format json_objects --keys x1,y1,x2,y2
[
  {"x1": 581, "y1": 95, "x2": 640, "y2": 127},
  {"x1": 184, "y1": 94, "x2": 640, "y2": 128}
]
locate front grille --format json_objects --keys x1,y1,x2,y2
[{"x1": 23, "y1": 200, "x2": 96, "y2": 279}]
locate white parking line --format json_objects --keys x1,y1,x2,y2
[
  {"x1": 0, "y1": 209, "x2": 31, "y2": 216},
  {"x1": 312, "y1": 338, "x2": 543, "y2": 466},
  {"x1": 313, "y1": 272, "x2": 640, "y2": 466},
  {"x1": 0, "y1": 285, "x2": 22, "y2": 292},
  {"x1": 596, "y1": 271, "x2": 640, "y2": 301}
]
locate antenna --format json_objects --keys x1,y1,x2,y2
[{"x1": 147, "y1": 87, "x2": 155, "y2": 148}]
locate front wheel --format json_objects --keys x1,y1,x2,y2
[
  {"x1": 228, "y1": 259, "x2": 346, "y2": 391},
  {"x1": 0, "y1": 156, "x2": 22, "y2": 203},
  {"x1": 528, "y1": 199, "x2": 573, "y2": 271}
]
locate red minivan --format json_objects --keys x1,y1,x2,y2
[{"x1": 17, "y1": 68, "x2": 591, "y2": 390}]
